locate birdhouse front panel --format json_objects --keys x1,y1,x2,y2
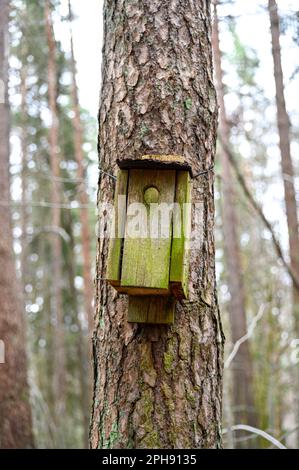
[
  {"x1": 106, "y1": 163, "x2": 192, "y2": 318},
  {"x1": 121, "y1": 169, "x2": 176, "y2": 295}
]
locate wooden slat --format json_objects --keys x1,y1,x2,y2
[
  {"x1": 121, "y1": 169, "x2": 175, "y2": 291},
  {"x1": 114, "y1": 286, "x2": 169, "y2": 296},
  {"x1": 106, "y1": 170, "x2": 128, "y2": 285},
  {"x1": 170, "y1": 171, "x2": 192, "y2": 299},
  {"x1": 128, "y1": 296, "x2": 175, "y2": 324}
]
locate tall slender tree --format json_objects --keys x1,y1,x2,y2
[
  {"x1": 268, "y1": 0, "x2": 299, "y2": 329},
  {"x1": 63, "y1": 209, "x2": 90, "y2": 448},
  {"x1": 268, "y1": 0, "x2": 299, "y2": 447},
  {"x1": 212, "y1": 1, "x2": 257, "y2": 441},
  {"x1": 68, "y1": 0, "x2": 94, "y2": 336},
  {"x1": 67, "y1": 0, "x2": 93, "y2": 447},
  {"x1": 0, "y1": 0, "x2": 33, "y2": 448},
  {"x1": 44, "y1": 0, "x2": 66, "y2": 446},
  {"x1": 20, "y1": 61, "x2": 28, "y2": 292},
  {"x1": 91, "y1": 0, "x2": 224, "y2": 449}
]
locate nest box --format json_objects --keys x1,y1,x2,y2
[{"x1": 106, "y1": 155, "x2": 192, "y2": 324}]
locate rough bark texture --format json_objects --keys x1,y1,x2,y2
[
  {"x1": 268, "y1": 0, "x2": 299, "y2": 333},
  {"x1": 45, "y1": 0, "x2": 66, "y2": 446},
  {"x1": 91, "y1": 0, "x2": 224, "y2": 449},
  {"x1": 212, "y1": 2, "x2": 257, "y2": 440},
  {"x1": 0, "y1": 0, "x2": 34, "y2": 448}
]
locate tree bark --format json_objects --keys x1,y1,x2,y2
[
  {"x1": 68, "y1": 0, "x2": 94, "y2": 335},
  {"x1": 212, "y1": 2, "x2": 257, "y2": 441},
  {"x1": 0, "y1": 0, "x2": 33, "y2": 448},
  {"x1": 90, "y1": 0, "x2": 224, "y2": 449},
  {"x1": 44, "y1": 0, "x2": 66, "y2": 447},
  {"x1": 268, "y1": 0, "x2": 299, "y2": 331}
]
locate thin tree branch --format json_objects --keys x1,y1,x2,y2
[
  {"x1": 219, "y1": 137, "x2": 299, "y2": 292},
  {"x1": 222, "y1": 424, "x2": 287, "y2": 449},
  {"x1": 225, "y1": 303, "x2": 266, "y2": 369},
  {"x1": 29, "y1": 226, "x2": 71, "y2": 243}
]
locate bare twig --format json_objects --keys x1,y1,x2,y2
[
  {"x1": 222, "y1": 424, "x2": 287, "y2": 449},
  {"x1": 29, "y1": 226, "x2": 71, "y2": 243},
  {"x1": 225, "y1": 304, "x2": 266, "y2": 369}
]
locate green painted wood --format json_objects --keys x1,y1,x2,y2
[
  {"x1": 106, "y1": 169, "x2": 128, "y2": 285},
  {"x1": 128, "y1": 296, "x2": 175, "y2": 324},
  {"x1": 121, "y1": 169, "x2": 176, "y2": 292},
  {"x1": 170, "y1": 171, "x2": 192, "y2": 299}
]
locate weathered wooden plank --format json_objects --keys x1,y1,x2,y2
[
  {"x1": 116, "y1": 153, "x2": 198, "y2": 177},
  {"x1": 106, "y1": 169, "x2": 128, "y2": 285},
  {"x1": 128, "y1": 296, "x2": 175, "y2": 324},
  {"x1": 115, "y1": 286, "x2": 169, "y2": 296},
  {"x1": 170, "y1": 171, "x2": 192, "y2": 299},
  {"x1": 121, "y1": 169, "x2": 176, "y2": 291}
]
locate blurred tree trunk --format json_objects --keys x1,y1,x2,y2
[
  {"x1": 0, "y1": 0, "x2": 33, "y2": 448},
  {"x1": 68, "y1": 0, "x2": 94, "y2": 335},
  {"x1": 76, "y1": 321, "x2": 90, "y2": 448},
  {"x1": 268, "y1": 0, "x2": 299, "y2": 447},
  {"x1": 67, "y1": 1, "x2": 93, "y2": 447},
  {"x1": 212, "y1": 2, "x2": 257, "y2": 442},
  {"x1": 268, "y1": 0, "x2": 299, "y2": 330},
  {"x1": 44, "y1": 0, "x2": 66, "y2": 447},
  {"x1": 20, "y1": 63, "x2": 28, "y2": 292},
  {"x1": 90, "y1": 0, "x2": 224, "y2": 449},
  {"x1": 64, "y1": 209, "x2": 90, "y2": 448}
]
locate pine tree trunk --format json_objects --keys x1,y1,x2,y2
[
  {"x1": 90, "y1": 0, "x2": 224, "y2": 449},
  {"x1": 68, "y1": 0, "x2": 94, "y2": 335},
  {"x1": 0, "y1": 0, "x2": 33, "y2": 448},
  {"x1": 212, "y1": 2, "x2": 257, "y2": 442},
  {"x1": 44, "y1": 0, "x2": 66, "y2": 447},
  {"x1": 268, "y1": 0, "x2": 299, "y2": 330},
  {"x1": 65, "y1": 209, "x2": 90, "y2": 449},
  {"x1": 268, "y1": 0, "x2": 299, "y2": 447},
  {"x1": 20, "y1": 63, "x2": 28, "y2": 292},
  {"x1": 68, "y1": 2, "x2": 93, "y2": 446}
]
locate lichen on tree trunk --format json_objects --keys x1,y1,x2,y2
[{"x1": 90, "y1": 0, "x2": 224, "y2": 449}]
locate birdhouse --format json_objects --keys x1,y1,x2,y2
[{"x1": 106, "y1": 155, "x2": 192, "y2": 324}]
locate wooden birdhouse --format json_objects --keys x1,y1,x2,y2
[{"x1": 106, "y1": 155, "x2": 192, "y2": 324}]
